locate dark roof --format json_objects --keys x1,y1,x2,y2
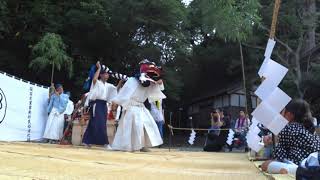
[
  {"x1": 189, "y1": 82, "x2": 243, "y2": 104},
  {"x1": 188, "y1": 77, "x2": 259, "y2": 105}
]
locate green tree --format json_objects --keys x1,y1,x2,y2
[
  {"x1": 0, "y1": 0, "x2": 8, "y2": 38},
  {"x1": 245, "y1": 1, "x2": 320, "y2": 99},
  {"x1": 180, "y1": 0, "x2": 261, "y2": 104},
  {"x1": 188, "y1": 0, "x2": 261, "y2": 42},
  {"x1": 29, "y1": 32, "x2": 73, "y2": 84}
]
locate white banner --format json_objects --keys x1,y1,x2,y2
[{"x1": 0, "y1": 72, "x2": 48, "y2": 141}]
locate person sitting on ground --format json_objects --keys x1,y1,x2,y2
[
  {"x1": 234, "y1": 110, "x2": 250, "y2": 132},
  {"x1": 233, "y1": 110, "x2": 250, "y2": 149},
  {"x1": 203, "y1": 109, "x2": 225, "y2": 152},
  {"x1": 210, "y1": 109, "x2": 223, "y2": 136},
  {"x1": 261, "y1": 99, "x2": 320, "y2": 175}
]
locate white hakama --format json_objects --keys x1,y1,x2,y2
[
  {"x1": 43, "y1": 108, "x2": 65, "y2": 140},
  {"x1": 112, "y1": 77, "x2": 166, "y2": 151}
]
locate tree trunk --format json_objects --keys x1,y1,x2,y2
[
  {"x1": 294, "y1": 0, "x2": 317, "y2": 98},
  {"x1": 303, "y1": 0, "x2": 316, "y2": 53},
  {"x1": 294, "y1": 53, "x2": 304, "y2": 98}
]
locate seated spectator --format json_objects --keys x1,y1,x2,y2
[
  {"x1": 203, "y1": 109, "x2": 226, "y2": 152},
  {"x1": 210, "y1": 109, "x2": 223, "y2": 136},
  {"x1": 220, "y1": 110, "x2": 231, "y2": 129},
  {"x1": 261, "y1": 99, "x2": 320, "y2": 175},
  {"x1": 234, "y1": 110, "x2": 250, "y2": 132},
  {"x1": 296, "y1": 152, "x2": 320, "y2": 180},
  {"x1": 233, "y1": 110, "x2": 250, "y2": 149}
]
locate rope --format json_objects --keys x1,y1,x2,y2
[
  {"x1": 269, "y1": 0, "x2": 281, "y2": 39},
  {"x1": 167, "y1": 125, "x2": 248, "y2": 132}
]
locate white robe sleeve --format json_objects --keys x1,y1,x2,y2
[
  {"x1": 64, "y1": 100, "x2": 74, "y2": 115},
  {"x1": 147, "y1": 83, "x2": 166, "y2": 103},
  {"x1": 159, "y1": 83, "x2": 165, "y2": 91},
  {"x1": 106, "y1": 84, "x2": 118, "y2": 102},
  {"x1": 112, "y1": 77, "x2": 139, "y2": 108}
]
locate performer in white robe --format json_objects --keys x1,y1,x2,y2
[
  {"x1": 112, "y1": 60, "x2": 166, "y2": 152},
  {"x1": 82, "y1": 62, "x2": 118, "y2": 148},
  {"x1": 43, "y1": 84, "x2": 69, "y2": 142}
]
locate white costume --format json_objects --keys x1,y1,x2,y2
[
  {"x1": 112, "y1": 77, "x2": 166, "y2": 151},
  {"x1": 150, "y1": 100, "x2": 164, "y2": 123},
  {"x1": 43, "y1": 94, "x2": 69, "y2": 140},
  {"x1": 64, "y1": 100, "x2": 74, "y2": 116},
  {"x1": 43, "y1": 108, "x2": 65, "y2": 140}
]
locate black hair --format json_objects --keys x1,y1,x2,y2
[
  {"x1": 144, "y1": 100, "x2": 151, "y2": 110},
  {"x1": 285, "y1": 99, "x2": 315, "y2": 133},
  {"x1": 54, "y1": 84, "x2": 63, "y2": 89},
  {"x1": 213, "y1": 116, "x2": 219, "y2": 122}
]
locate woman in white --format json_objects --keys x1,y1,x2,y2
[{"x1": 112, "y1": 74, "x2": 166, "y2": 152}]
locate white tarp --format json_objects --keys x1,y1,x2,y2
[{"x1": 0, "y1": 72, "x2": 48, "y2": 141}]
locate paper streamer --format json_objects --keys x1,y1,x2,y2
[
  {"x1": 250, "y1": 37, "x2": 291, "y2": 152},
  {"x1": 188, "y1": 129, "x2": 196, "y2": 145},
  {"x1": 226, "y1": 129, "x2": 235, "y2": 145}
]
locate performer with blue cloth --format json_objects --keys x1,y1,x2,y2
[
  {"x1": 43, "y1": 84, "x2": 69, "y2": 143},
  {"x1": 82, "y1": 61, "x2": 117, "y2": 149}
]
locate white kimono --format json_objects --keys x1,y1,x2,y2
[
  {"x1": 43, "y1": 108, "x2": 65, "y2": 140},
  {"x1": 43, "y1": 94, "x2": 69, "y2": 140},
  {"x1": 112, "y1": 77, "x2": 166, "y2": 151}
]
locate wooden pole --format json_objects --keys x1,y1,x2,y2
[
  {"x1": 269, "y1": 0, "x2": 281, "y2": 154},
  {"x1": 49, "y1": 62, "x2": 55, "y2": 97},
  {"x1": 239, "y1": 42, "x2": 248, "y2": 115},
  {"x1": 269, "y1": 0, "x2": 281, "y2": 39},
  {"x1": 51, "y1": 61, "x2": 55, "y2": 84},
  {"x1": 169, "y1": 112, "x2": 173, "y2": 152}
]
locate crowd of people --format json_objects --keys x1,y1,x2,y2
[
  {"x1": 202, "y1": 100, "x2": 320, "y2": 178},
  {"x1": 42, "y1": 59, "x2": 166, "y2": 152}
]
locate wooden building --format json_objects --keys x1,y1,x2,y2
[{"x1": 186, "y1": 84, "x2": 258, "y2": 129}]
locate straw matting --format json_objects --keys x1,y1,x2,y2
[{"x1": 0, "y1": 142, "x2": 268, "y2": 180}]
